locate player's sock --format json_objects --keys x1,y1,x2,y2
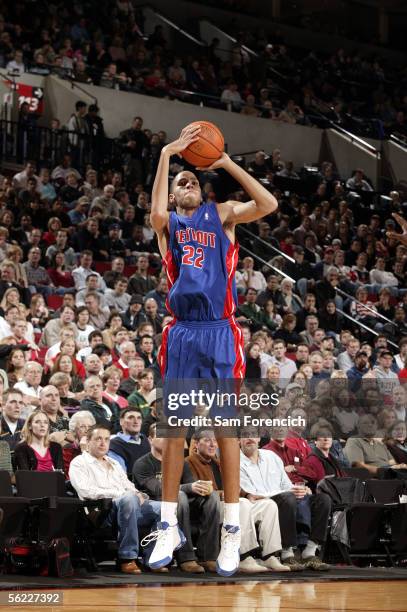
[
  {"x1": 161, "y1": 501, "x2": 178, "y2": 525},
  {"x1": 223, "y1": 502, "x2": 240, "y2": 526}
]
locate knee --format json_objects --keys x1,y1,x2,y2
[
  {"x1": 204, "y1": 491, "x2": 221, "y2": 512},
  {"x1": 316, "y1": 492, "x2": 332, "y2": 513},
  {"x1": 118, "y1": 492, "x2": 140, "y2": 513}
]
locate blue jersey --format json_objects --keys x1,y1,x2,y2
[{"x1": 164, "y1": 202, "x2": 239, "y2": 321}]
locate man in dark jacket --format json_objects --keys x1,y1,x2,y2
[
  {"x1": 0, "y1": 389, "x2": 26, "y2": 453},
  {"x1": 80, "y1": 376, "x2": 121, "y2": 433},
  {"x1": 108, "y1": 408, "x2": 151, "y2": 476},
  {"x1": 121, "y1": 295, "x2": 147, "y2": 331}
]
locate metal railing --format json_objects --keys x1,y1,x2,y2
[{"x1": 0, "y1": 119, "x2": 121, "y2": 172}]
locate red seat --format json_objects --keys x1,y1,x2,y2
[
  {"x1": 238, "y1": 295, "x2": 246, "y2": 305},
  {"x1": 46, "y1": 295, "x2": 63, "y2": 311},
  {"x1": 93, "y1": 261, "x2": 111, "y2": 273}
]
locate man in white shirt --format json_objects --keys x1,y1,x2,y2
[
  {"x1": 72, "y1": 251, "x2": 106, "y2": 291},
  {"x1": 69, "y1": 424, "x2": 162, "y2": 574},
  {"x1": 14, "y1": 361, "x2": 43, "y2": 417},
  {"x1": 12, "y1": 161, "x2": 41, "y2": 190},
  {"x1": 235, "y1": 257, "x2": 267, "y2": 293},
  {"x1": 240, "y1": 433, "x2": 305, "y2": 571},
  {"x1": 395, "y1": 338, "x2": 407, "y2": 371},
  {"x1": 6, "y1": 50, "x2": 25, "y2": 75},
  {"x1": 75, "y1": 273, "x2": 108, "y2": 309},
  {"x1": 267, "y1": 340, "x2": 297, "y2": 387}
]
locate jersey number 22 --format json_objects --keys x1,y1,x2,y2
[{"x1": 181, "y1": 245, "x2": 204, "y2": 269}]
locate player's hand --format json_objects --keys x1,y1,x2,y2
[
  {"x1": 386, "y1": 212, "x2": 407, "y2": 246},
  {"x1": 196, "y1": 152, "x2": 231, "y2": 171},
  {"x1": 163, "y1": 125, "x2": 201, "y2": 157}
]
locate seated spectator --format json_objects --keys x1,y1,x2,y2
[
  {"x1": 220, "y1": 81, "x2": 243, "y2": 111},
  {"x1": 23, "y1": 247, "x2": 53, "y2": 297},
  {"x1": 235, "y1": 257, "x2": 266, "y2": 293},
  {"x1": 256, "y1": 275, "x2": 283, "y2": 309},
  {"x1": 137, "y1": 334, "x2": 157, "y2": 369},
  {"x1": 76, "y1": 274, "x2": 108, "y2": 309},
  {"x1": 84, "y1": 292, "x2": 109, "y2": 330},
  {"x1": 236, "y1": 288, "x2": 264, "y2": 331},
  {"x1": 128, "y1": 255, "x2": 157, "y2": 295},
  {"x1": 240, "y1": 94, "x2": 260, "y2": 117},
  {"x1": 336, "y1": 337, "x2": 360, "y2": 373},
  {"x1": 128, "y1": 369, "x2": 155, "y2": 417},
  {"x1": 14, "y1": 361, "x2": 43, "y2": 415},
  {"x1": 114, "y1": 341, "x2": 137, "y2": 379},
  {"x1": 72, "y1": 250, "x2": 106, "y2": 292},
  {"x1": 118, "y1": 357, "x2": 145, "y2": 399},
  {"x1": 0, "y1": 389, "x2": 25, "y2": 453},
  {"x1": 40, "y1": 305, "x2": 77, "y2": 348},
  {"x1": 247, "y1": 151, "x2": 270, "y2": 179},
  {"x1": 48, "y1": 251, "x2": 75, "y2": 290},
  {"x1": 14, "y1": 410, "x2": 63, "y2": 471},
  {"x1": 6, "y1": 347, "x2": 27, "y2": 385},
  {"x1": 346, "y1": 350, "x2": 370, "y2": 393},
  {"x1": 268, "y1": 340, "x2": 297, "y2": 387},
  {"x1": 384, "y1": 420, "x2": 407, "y2": 464},
  {"x1": 273, "y1": 313, "x2": 301, "y2": 353},
  {"x1": 62, "y1": 410, "x2": 96, "y2": 476},
  {"x1": 105, "y1": 277, "x2": 131, "y2": 313},
  {"x1": 376, "y1": 407, "x2": 397, "y2": 438},
  {"x1": 346, "y1": 168, "x2": 373, "y2": 192},
  {"x1": 80, "y1": 375, "x2": 121, "y2": 433},
  {"x1": 69, "y1": 424, "x2": 161, "y2": 574},
  {"x1": 278, "y1": 99, "x2": 304, "y2": 124},
  {"x1": 240, "y1": 432, "x2": 330, "y2": 570},
  {"x1": 344, "y1": 414, "x2": 407, "y2": 475},
  {"x1": 245, "y1": 342, "x2": 261, "y2": 379},
  {"x1": 102, "y1": 365, "x2": 128, "y2": 410},
  {"x1": 108, "y1": 408, "x2": 150, "y2": 475},
  {"x1": 279, "y1": 279, "x2": 302, "y2": 315},
  {"x1": 302, "y1": 430, "x2": 347, "y2": 486}
]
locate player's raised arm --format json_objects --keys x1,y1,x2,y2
[
  {"x1": 151, "y1": 125, "x2": 201, "y2": 233},
  {"x1": 198, "y1": 152, "x2": 278, "y2": 224}
]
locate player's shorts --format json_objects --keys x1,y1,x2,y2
[
  {"x1": 157, "y1": 317, "x2": 245, "y2": 423},
  {"x1": 159, "y1": 316, "x2": 245, "y2": 379}
]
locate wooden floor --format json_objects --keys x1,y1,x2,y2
[{"x1": 0, "y1": 581, "x2": 404, "y2": 612}]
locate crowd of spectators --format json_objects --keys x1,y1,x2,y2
[
  {"x1": 0, "y1": 0, "x2": 406, "y2": 576},
  {"x1": 0, "y1": 113, "x2": 406, "y2": 572},
  {"x1": 1, "y1": 1, "x2": 407, "y2": 138}
]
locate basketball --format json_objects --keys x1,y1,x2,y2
[{"x1": 181, "y1": 121, "x2": 224, "y2": 167}]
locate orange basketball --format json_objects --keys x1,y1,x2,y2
[{"x1": 181, "y1": 121, "x2": 224, "y2": 167}]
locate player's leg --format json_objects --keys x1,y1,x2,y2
[
  {"x1": 147, "y1": 323, "x2": 194, "y2": 569},
  {"x1": 215, "y1": 436, "x2": 241, "y2": 576},
  {"x1": 147, "y1": 436, "x2": 187, "y2": 569}
]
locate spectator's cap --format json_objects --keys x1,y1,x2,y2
[
  {"x1": 285, "y1": 382, "x2": 303, "y2": 393},
  {"x1": 146, "y1": 388, "x2": 163, "y2": 406},
  {"x1": 332, "y1": 239, "x2": 342, "y2": 246},
  {"x1": 293, "y1": 245, "x2": 304, "y2": 254},
  {"x1": 385, "y1": 219, "x2": 396, "y2": 227},
  {"x1": 379, "y1": 350, "x2": 393, "y2": 358},
  {"x1": 109, "y1": 223, "x2": 121, "y2": 230},
  {"x1": 355, "y1": 351, "x2": 368, "y2": 358},
  {"x1": 130, "y1": 294, "x2": 143, "y2": 305},
  {"x1": 324, "y1": 246, "x2": 334, "y2": 254}
]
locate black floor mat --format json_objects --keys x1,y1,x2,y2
[{"x1": 1, "y1": 565, "x2": 407, "y2": 590}]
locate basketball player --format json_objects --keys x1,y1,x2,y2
[{"x1": 147, "y1": 124, "x2": 278, "y2": 575}]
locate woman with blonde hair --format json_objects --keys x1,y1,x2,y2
[
  {"x1": 14, "y1": 410, "x2": 63, "y2": 471},
  {"x1": 0, "y1": 287, "x2": 21, "y2": 312},
  {"x1": 28, "y1": 294, "x2": 50, "y2": 331},
  {"x1": 6, "y1": 246, "x2": 28, "y2": 287}
]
